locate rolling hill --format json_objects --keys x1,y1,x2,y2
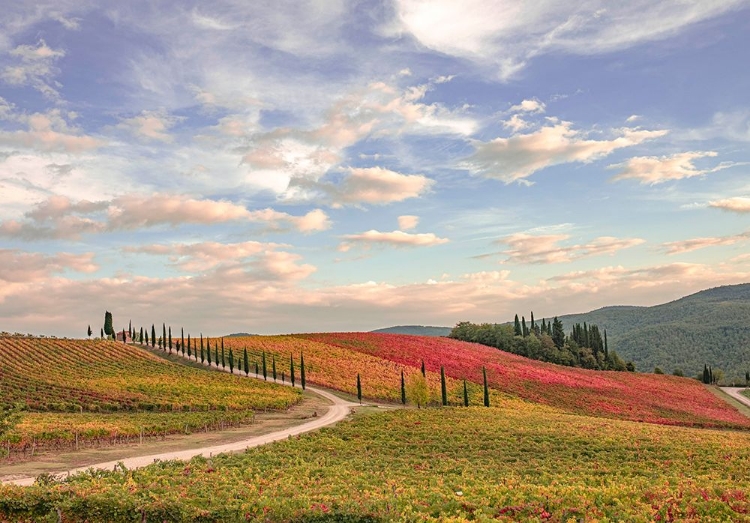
[
  {"x1": 557, "y1": 283, "x2": 750, "y2": 381},
  {"x1": 370, "y1": 325, "x2": 452, "y2": 336}
]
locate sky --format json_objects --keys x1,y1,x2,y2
[{"x1": 2, "y1": 1, "x2": 750, "y2": 338}]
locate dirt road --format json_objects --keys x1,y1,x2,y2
[
  {"x1": 721, "y1": 387, "x2": 750, "y2": 409},
  {"x1": 3, "y1": 347, "x2": 359, "y2": 487}
]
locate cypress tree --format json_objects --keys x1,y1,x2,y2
[
  {"x1": 300, "y1": 352, "x2": 306, "y2": 390},
  {"x1": 168, "y1": 327, "x2": 172, "y2": 353},
  {"x1": 162, "y1": 324, "x2": 167, "y2": 349},
  {"x1": 139, "y1": 327, "x2": 143, "y2": 343},
  {"x1": 514, "y1": 314, "x2": 522, "y2": 336},
  {"x1": 229, "y1": 349, "x2": 234, "y2": 373},
  {"x1": 104, "y1": 311, "x2": 114, "y2": 337},
  {"x1": 290, "y1": 355, "x2": 296, "y2": 387},
  {"x1": 200, "y1": 345, "x2": 205, "y2": 364},
  {"x1": 215, "y1": 343, "x2": 219, "y2": 367},
  {"x1": 482, "y1": 366, "x2": 490, "y2": 407},
  {"x1": 151, "y1": 325, "x2": 156, "y2": 347},
  {"x1": 221, "y1": 344, "x2": 226, "y2": 369},
  {"x1": 187, "y1": 334, "x2": 191, "y2": 359},
  {"x1": 463, "y1": 379, "x2": 469, "y2": 407},
  {"x1": 420, "y1": 360, "x2": 425, "y2": 377},
  {"x1": 356, "y1": 373, "x2": 362, "y2": 404},
  {"x1": 128, "y1": 320, "x2": 132, "y2": 341},
  {"x1": 530, "y1": 311, "x2": 536, "y2": 334},
  {"x1": 703, "y1": 364, "x2": 709, "y2": 384},
  {"x1": 145, "y1": 331, "x2": 148, "y2": 345},
  {"x1": 281, "y1": 372, "x2": 285, "y2": 384},
  {"x1": 272, "y1": 355, "x2": 277, "y2": 381},
  {"x1": 709, "y1": 366, "x2": 713, "y2": 384},
  {"x1": 207, "y1": 337, "x2": 212, "y2": 365},
  {"x1": 200, "y1": 333, "x2": 204, "y2": 353},
  {"x1": 440, "y1": 366, "x2": 447, "y2": 406},
  {"x1": 521, "y1": 316, "x2": 528, "y2": 337},
  {"x1": 244, "y1": 348, "x2": 249, "y2": 376},
  {"x1": 181, "y1": 328, "x2": 185, "y2": 355},
  {"x1": 401, "y1": 370, "x2": 406, "y2": 405},
  {"x1": 262, "y1": 352, "x2": 267, "y2": 380},
  {"x1": 255, "y1": 361, "x2": 259, "y2": 375},
  {"x1": 88, "y1": 325, "x2": 92, "y2": 338},
  {"x1": 100, "y1": 327, "x2": 104, "y2": 338}
]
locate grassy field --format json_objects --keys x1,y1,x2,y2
[
  {"x1": 0, "y1": 336, "x2": 301, "y2": 455},
  {"x1": 2, "y1": 405, "x2": 748, "y2": 521}
]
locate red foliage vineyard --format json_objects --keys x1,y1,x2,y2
[{"x1": 296, "y1": 332, "x2": 750, "y2": 429}]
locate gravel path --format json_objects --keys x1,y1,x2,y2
[
  {"x1": 3, "y1": 346, "x2": 359, "y2": 487},
  {"x1": 720, "y1": 387, "x2": 750, "y2": 409}
]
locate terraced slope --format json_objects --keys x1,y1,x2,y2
[
  {"x1": 288, "y1": 333, "x2": 750, "y2": 429},
  {"x1": 0, "y1": 336, "x2": 301, "y2": 453}
]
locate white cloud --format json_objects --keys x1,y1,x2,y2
[
  {"x1": 709, "y1": 197, "x2": 750, "y2": 214},
  {"x1": 609, "y1": 151, "x2": 738, "y2": 185},
  {"x1": 340, "y1": 229, "x2": 449, "y2": 250},
  {"x1": 126, "y1": 240, "x2": 315, "y2": 281},
  {"x1": 391, "y1": 1, "x2": 747, "y2": 79},
  {"x1": 0, "y1": 110, "x2": 102, "y2": 153},
  {"x1": 0, "y1": 194, "x2": 331, "y2": 240},
  {"x1": 494, "y1": 233, "x2": 645, "y2": 264},
  {"x1": 662, "y1": 231, "x2": 750, "y2": 255},
  {"x1": 465, "y1": 121, "x2": 667, "y2": 183},
  {"x1": 509, "y1": 99, "x2": 545, "y2": 114},
  {"x1": 117, "y1": 110, "x2": 182, "y2": 143},
  {"x1": 0, "y1": 249, "x2": 97, "y2": 283},
  {"x1": 398, "y1": 215, "x2": 419, "y2": 231},
  {"x1": 1, "y1": 39, "x2": 65, "y2": 98}
]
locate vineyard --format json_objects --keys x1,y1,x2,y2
[
  {"x1": 2, "y1": 405, "x2": 748, "y2": 521},
  {"x1": 0, "y1": 336, "x2": 301, "y2": 455},
  {"x1": 229, "y1": 333, "x2": 750, "y2": 429}
]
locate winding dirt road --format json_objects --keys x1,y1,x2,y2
[
  {"x1": 721, "y1": 387, "x2": 750, "y2": 409},
  {"x1": 3, "y1": 346, "x2": 359, "y2": 487}
]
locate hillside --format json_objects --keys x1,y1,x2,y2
[
  {"x1": 557, "y1": 283, "x2": 750, "y2": 381},
  {"x1": 0, "y1": 336, "x2": 300, "y2": 454},
  {"x1": 4, "y1": 406, "x2": 748, "y2": 521},
  {"x1": 370, "y1": 325, "x2": 452, "y2": 336},
  {"x1": 223, "y1": 333, "x2": 750, "y2": 430}
]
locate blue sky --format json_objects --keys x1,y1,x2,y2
[{"x1": 1, "y1": 1, "x2": 750, "y2": 337}]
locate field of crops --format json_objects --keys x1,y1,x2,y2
[
  {"x1": 2, "y1": 405, "x2": 748, "y2": 522},
  {"x1": 221, "y1": 335, "x2": 515, "y2": 408},
  {"x1": 0, "y1": 336, "x2": 301, "y2": 454},
  {"x1": 292, "y1": 332, "x2": 750, "y2": 429}
]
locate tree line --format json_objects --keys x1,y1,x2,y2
[{"x1": 450, "y1": 314, "x2": 635, "y2": 372}]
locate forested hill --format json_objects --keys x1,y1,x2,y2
[
  {"x1": 558, "y1": 283, "x2": 750, "y2": 382},
  {"x1": 371, "y1": 325, "x2": 452, "y2": 336}
]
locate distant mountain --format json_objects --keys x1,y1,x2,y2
[
  {"x1": 555, "y1": 283, "x2": 750, "y2": 382},
  {"x1": 371, "y1": 325, "x2": 452, "y2": 337}
]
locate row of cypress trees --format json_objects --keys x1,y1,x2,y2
[{"x1": 111, "y1": 316, "x2": 496, "y2": 408}]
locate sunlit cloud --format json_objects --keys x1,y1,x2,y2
[{"x1": 465, "y1": 121, "x2": 667, "y2": 183}]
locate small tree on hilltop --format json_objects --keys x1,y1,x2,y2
[
  {"x1": 87, "y1": 325, "x2": 92, "y2": 338},
  {"x1": 100, "y1": 327, "x2": 104, "y2": 339},
  {"x1": 103, "y1": 311, "x2": 114, "y2": 338},
  {"x1": 151, "y1": 325, "x2": 156, "y2": 347}
]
